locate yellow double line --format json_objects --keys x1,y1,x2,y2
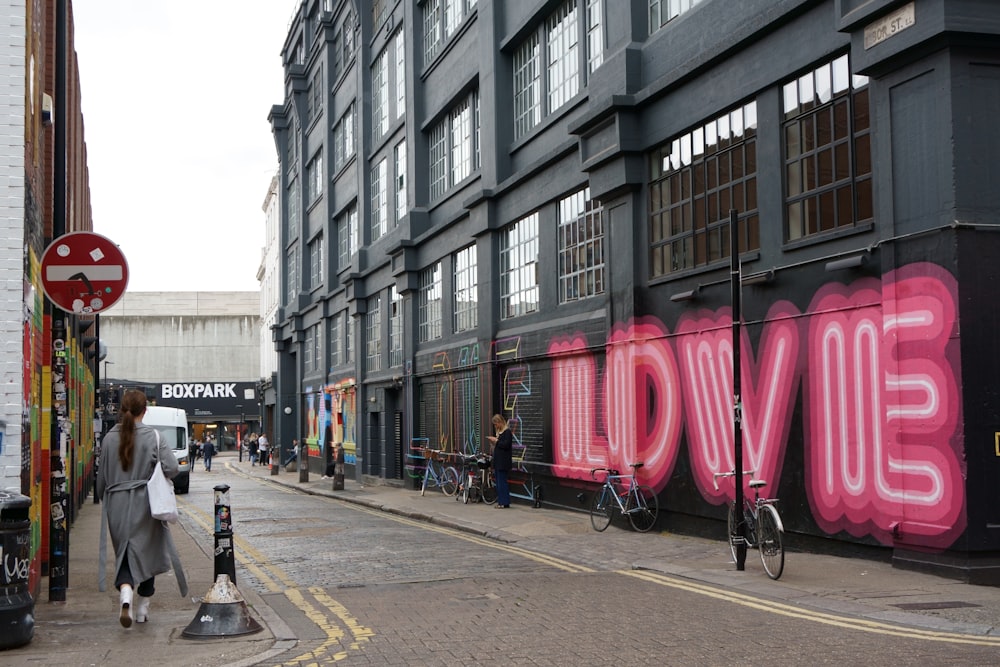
[
  {"x1": 624, "y1": 569, "x2": 1000, "y2": 646},
  {"x1": 178, "y1": 497, "x2": 373, "y2": 664}
]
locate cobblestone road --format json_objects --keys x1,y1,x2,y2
[{"x1": 178, "y1": 471, "x2": 1000, "y2": 666}]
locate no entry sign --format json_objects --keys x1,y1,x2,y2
[{"x1": 40, "y1": 231, "x2": 129, "y2": 314}]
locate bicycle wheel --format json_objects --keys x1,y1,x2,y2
[
  {"x1": 590, "y1": 487, "x2": 613, "y2": 531},
  {"x1": 462, "y1": 473, "x2": 472, "y2": 504},
  {"x1": 757, "y1": 504, "x2": 785, "y2": 580},
  {"x1": 626, "y1": 485, "x2": 659, "y2": 533},
  {"x1": 481, "y1": 470, "x2": 497, "y2": 504},
  {"x1": 727, "y1": 502, "x2": 740, "y2": 563},
  {"x1": 441, "y1": 466, "x2": 460, "y2": 496}
]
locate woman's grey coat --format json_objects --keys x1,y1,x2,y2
[{"x1": 97, "y1": 422, "x2": 182, "y2": 592}]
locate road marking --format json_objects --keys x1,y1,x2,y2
[
  {"x1": 177, "y1": 497, "x2": 371, "y2": 664},
  {"x1": 347, "y1": 502, "x2": 595, "y2": 574},
  {"x1": 226, "y1": 463, "x2": 1000, "y2": 647},
  {"x1": 623, "y1": 569, "x2": 1000, "y2": 646}
]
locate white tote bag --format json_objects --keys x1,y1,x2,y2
[{"x1": 147, "y1": 431, "x2": 178, "y2": 523}]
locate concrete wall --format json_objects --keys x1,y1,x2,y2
[{"x1": 100, "y1": 291, "x2": 261, "y2": 383}]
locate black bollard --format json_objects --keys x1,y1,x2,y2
[
  {"x1": 48, "y1": 471, "x2": 68, "y2": 602},
  {"x1": 298, "y1": 441, "x2": 309, "y2": 483},
  {"x1": 213, "y1": 485, "x2": 236, "y2": 586}
]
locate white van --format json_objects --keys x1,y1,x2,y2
[{"x1": 143, "y1": 405, "x2": 191, "y2": 494}]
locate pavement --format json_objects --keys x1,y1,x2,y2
[{"x1": 6, "y1": 450, "x2": 1000, "y2": 665}]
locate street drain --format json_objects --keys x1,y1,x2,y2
[{"x1": 892, "y1": 601, "x2": 981, "y2": 611}]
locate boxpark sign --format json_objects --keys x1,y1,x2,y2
[{"x1": 153, "y1": 382, "x2": 259, "y2": 419}]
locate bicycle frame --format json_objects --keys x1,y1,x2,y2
[
  {"x1": 588, "y1": 463, "x2": 659, "y2": 533},
  {"x1": 713, "y1": 469, "x2": 785, "y2": 579}
]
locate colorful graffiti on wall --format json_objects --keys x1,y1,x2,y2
[
  {"x1": 548, "y1": 263, "x2": 965, "y2": 550},
  {"x1": 321, "y1": 379, "x2": 357, "y2": 464}
]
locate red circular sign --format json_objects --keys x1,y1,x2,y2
[{"x1": 40, "y1": 231, "x2": 129, "y2": 314}]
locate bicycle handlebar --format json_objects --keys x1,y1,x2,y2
[
  {"x1": 590, "y1": 462, "x2": 644, "y2": 479},
  {"x1": 712, "y1": 469, "x2": 757, "y2": 491}
]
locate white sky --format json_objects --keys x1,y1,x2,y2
[{"x1": 72, "y1": 1, "x2": 297, "y2": 292}]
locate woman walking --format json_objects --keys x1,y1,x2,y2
[
  {"x1": 487, "y1": 414, "x2": 513, "y2": 508},
  {"x1": 97, "y1": 389, "x2": 187, "y2": 627}
]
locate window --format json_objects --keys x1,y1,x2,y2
[
  {"x1": 372, "y1": 0, "x2": 388, "y2": 30},
  {"x1": 513, "y1": 0, "x2": 602, "y2": 139},
  {"x1": 308, "y1": 234, "x2": 323, "y2": 290},
  {"x1": 783, "y1": 54, "x2": 872, "y2": 241},
  {"x1": 429, "y1": 89, "x2": 480, "y2": 200},
  {"x1": 328, "y1": 312, "x2": 342, "y2": 368},
  {"x1": 423, "y1": 0, "x2": 478, "y2": 65},
  {"x1": 394, "y1": 140, "x2": 407, "y2": 222},
  {"x1": 429, "y1": 122, "x2": 447, "y2": 200},
  {"x1": 395, "y1": 29, "x2": 406, "y2": 120},
  {"x1": 286, "y1": 120, "x2": 298, "y2": 170},
  {"x1": 366, "y1": 293, "x2": 382, "y2": 372},
  {"x1": 586, "y1": 0, "x2": 604, "y2": 73},
  {"x1": 336, "y1": 203, "x2": 358, "y2": 269},
  {"x1": 308, "y1": 67, "x2": 323, "y2": 125},
  {"x1": 333, "y1": 102, "x2": 356, "y2": 173},
  {"x1": 332, "y1": 8, "x2": 357, "y2": 82},
  {"x1": 648, "y1": 101, "x2": 759, "y2": 277},
  {"x1": 389, "y1": 285, "x2": 403, "y2": 367},
  {"x1": 372, "y1": 48, "x2": 389, "y2": 142},
  {"x1": 546, "y1": 1, "x2": 580, "y2": 113},
  {"x1": 418, "y1": 262, "x2": 443, "y2": 341},
  {"x1": 287, "y1": 178, "x2": 299, "y2": 233},
  {"x1": 453, "y1": 245, "x2": 478, "y2": 332},
  {"x1": 649, "y1": 0, "x2": 704, "y2": 32},
  {"x1": 304, "y1": 323, "x2": 323, "y2": 372},
  {"x1": 513, "y1": 33, "x2": 541, "y2": 140},
  {"x1": 345, "y1": 311, "x2": 355, "y2": 363},
  {"x1": 306, "y1": 152, "x2": 323, "y2": 203},
  {"x1": 304, "y1": 326, "x2": 314, "y2": 370},
  {"x1": 286, "y1": 243, "x2": 299, "y2": 305},
  {"x1": 559, "y1": 188, "x2": 604, "y2": 303},
  {"x1": 500, "y1": 213, "x2": 539, "y2": 319},
  {"x1": 371, "y1": 158, "x2": 387, "y2": 241}
]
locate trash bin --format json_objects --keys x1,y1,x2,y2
[{"x1": 0, "y1": 491, "x2": 34, "y2": 649}]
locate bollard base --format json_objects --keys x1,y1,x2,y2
[
  {"x1": 182, "y1": 574, "x2": 263, "y2": 639},
  {"x1": 270, "y1": 462, "x2": 279, "y2": 475},
  {"x1": 333, "y1": 473, "x2": 344, "y2": 491}
]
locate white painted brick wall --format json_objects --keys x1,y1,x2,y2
[{"x1": 0, "y1": 1, "x2": 25, "y2": 490}]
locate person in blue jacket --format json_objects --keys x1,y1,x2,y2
[{"x1": 487, "y1": 414, "x2": 513, "y2": 508}]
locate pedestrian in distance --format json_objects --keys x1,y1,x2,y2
[
  {"x1": 202, "y1": 436, "x2": 216, "y2": 471},
  {"x1": 96, "y1": 389, "x2": 187, "y2": 628},
  {"x1": 249, "y1": 434, "x2": 259, "y2": 466},
  {"x1": 258, "y1": 433, "x2": 270, "y2": 466},
  {"x1": 487, "y1": 414, "x2": 513, "y2": 508}
]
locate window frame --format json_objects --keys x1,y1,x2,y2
[
  {"x1": 453, "y1": 245, "x2": 478, "y2": 333},
  {"x1": 558, "y1": 188, "x2": 605, "y2": 304},
  {"x1": 499, "y1": 212, "x2": 540, "y2": 319},
  {"x1": 418, "y1": 262, "x2": 444, "y2": 342}
]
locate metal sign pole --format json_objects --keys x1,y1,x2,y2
[{"x1": 730, "y1": 208, "x2": 747, "y2": 571}]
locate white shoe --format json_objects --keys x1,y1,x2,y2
[
  {"x1": 119, "y1": 584, "x2": 133, "y2": 628},
  {"x1": 135, "y1": 595, "x2": 150, "y2": 623}
]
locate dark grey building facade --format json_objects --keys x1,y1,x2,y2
[{"x1": 270, "y1": 0, "x2": 1000, "y2": 582}]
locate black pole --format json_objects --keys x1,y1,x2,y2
[
  {"x1": 730, "y1": 208, "x2": 747, "y2": 571},
  {"x1": 213, "y1": 485, "x2": 236, "y2": 585},
  {"x1": 93, "y1": 315, "x2": 100, "y2": 503}
]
